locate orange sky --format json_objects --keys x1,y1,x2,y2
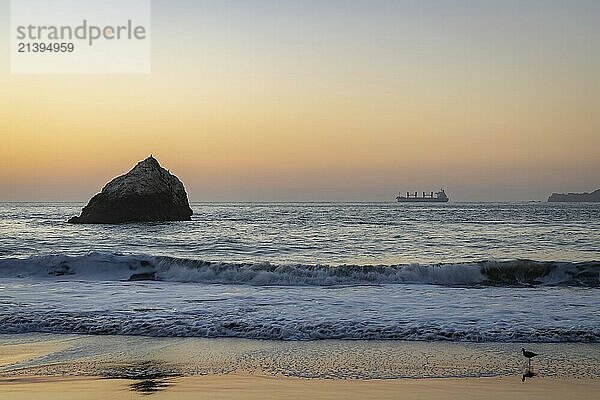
[{"x1": 1, "y1": 1, "x2": 599, "y2": 201}]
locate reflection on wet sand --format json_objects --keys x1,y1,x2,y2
[
  {"x1": 522, "y1": 368, "x2": 538, "y2": 382},
  {"x1": 101, "y1": 361, "x2": 181, "y2": 395},
  {"x1": 129, "y1": 379, "x2": 171, "y2": 395}
]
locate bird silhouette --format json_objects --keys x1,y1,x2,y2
[{"x1": 522, "y1": 348, "x2": 538, "y2": 368}]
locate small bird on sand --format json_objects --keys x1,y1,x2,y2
[{"x1": 522, "y1": 348, "x2": 538, "y2": 367}]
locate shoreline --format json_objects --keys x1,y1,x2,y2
[
  {"x1": 2, "y1": 334, "x2": 599, "y2": 378},
  {"x1": 1, "y1": 334, "x2": 599, "y2": 372},
  {"x1": 1, "y1": 334, "x2": 598, "y2": 398}
]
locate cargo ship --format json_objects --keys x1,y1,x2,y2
[{"x1": 396, "y1": 189, "x2": 449, "y2": 203}]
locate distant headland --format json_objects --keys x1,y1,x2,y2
[{"x1": 547, "y1": 189, "x2": 600, "y2": 203}]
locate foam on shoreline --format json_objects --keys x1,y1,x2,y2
[{"x1": 1, "y1": 334, "x2": 599, "y2": 380}]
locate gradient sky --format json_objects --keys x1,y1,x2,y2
[{"x1": 1, "y1": 0, "x2": 599, "y2": 201}]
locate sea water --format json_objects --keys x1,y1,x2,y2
[{"x1": 0, "y1": 202, "x2": 598, "y2": 342}]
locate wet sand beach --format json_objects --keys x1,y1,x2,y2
[{"x1": 1, "y1": 374, "x2": 598, "y2": 400}]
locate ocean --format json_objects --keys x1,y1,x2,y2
[{"x1": 0, "y1": 202, "x2": 598, "y2": 342}]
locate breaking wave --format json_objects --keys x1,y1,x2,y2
[{"x1": 0, "y1": 253, "x2": 598, "y2": 287}]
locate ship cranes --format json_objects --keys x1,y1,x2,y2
[{"x1": 396, "y1": 189, "x2": 449, "y2": 203}]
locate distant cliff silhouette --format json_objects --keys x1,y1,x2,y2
[{"x1": 548, "y1": 189, "x2": 600, "y2": 202}]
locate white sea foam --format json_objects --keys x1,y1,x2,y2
[
  {"x1": 0, "y1": 270, "x2": 598, "y2": 342},
  {"x1": 0, "y1": 253, "x2": 597, "y2": 287}
]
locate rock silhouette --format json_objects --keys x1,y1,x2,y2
[{"x1": 68, "y1": 156, "x2": 193, "y2": 224}]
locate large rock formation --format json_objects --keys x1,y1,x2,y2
[
  {"x1": 548, "y1": 189, "x2": 600, "y2": 202},
  {"x1": 69, "y1": 156, "x2": 193, "y2": 224}
]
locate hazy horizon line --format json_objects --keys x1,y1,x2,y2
[{"x1": 0, "y1": 199, "x2": 571, "y2": 204}]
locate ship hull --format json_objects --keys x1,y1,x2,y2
[{"x1": 396, "y1": 197, "x2": 449, "y2": 203}]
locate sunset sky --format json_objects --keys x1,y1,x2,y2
[{"x1": 1, "y1": 0, "x2": 599, "y2": 201}]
